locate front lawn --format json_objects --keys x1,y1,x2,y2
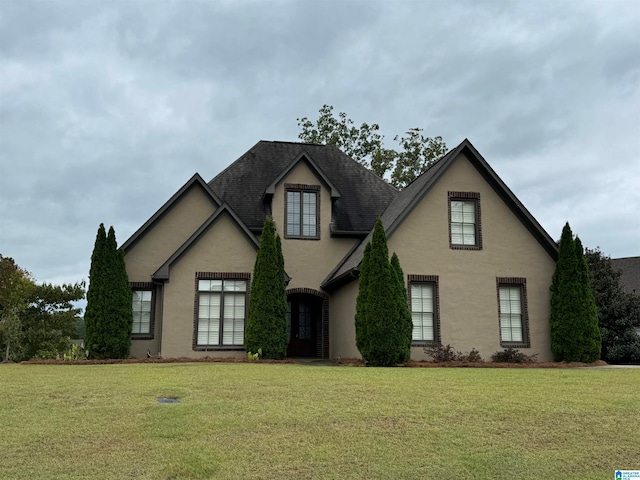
[{"x1": 1, "y1": 363, "x2": 638, "y2": 479}]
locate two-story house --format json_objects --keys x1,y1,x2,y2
[{"x1": 122, "y1": 139, "x2": 558, "y2": 361}]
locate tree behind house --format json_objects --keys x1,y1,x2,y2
[
  {"x1": 297, "y1": 104, "x2": 447, "y2": 188},
  {"x1": 245, "y1": 216, "x2": 288, "y2": 359},
  {"x1": 586, "y1": 247, "x2": 640, "y2": 364},
  {"x1": 84, "y1": 224, "x2": 133, "y2": 359}
]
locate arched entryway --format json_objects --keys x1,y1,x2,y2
[{"x1": 286, "y1": 288, "x2": 329, "y2": 359}]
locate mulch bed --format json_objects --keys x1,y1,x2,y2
[{"x1": 16, "y1": 357, "x2": 610, "y2": 368}]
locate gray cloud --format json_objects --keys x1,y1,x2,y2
[{"x1": 1, "y1": 0, "x2": 638, "y2": 287}]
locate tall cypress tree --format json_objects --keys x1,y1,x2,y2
[
  {"x1": 391, "y1": 252, "x2": 412, "y2": 363},
  {"x1": 84, "y1": 224, "x2": 107, "y2": 358},
  {"x1": 245, "y1": 216, "x2": 288, "y2": 359},
  {"x1": 107, "y1": 227, "x2": 133, "y2": 359},
  {"x1": 550, "y1": 222, "x2": 602, "y2": 362},
  {"x1": 355, "y1": 219, "x2": 408, "y2": 366},
  {"x1": 355, "y1": 242, "x2": 372, "y2": 358},
  {"x1": 84, "y1": 224, "x2": 132, "y2": 359},
  {"x1": 574, "y1": 236, "x2": 601, "y2": 362}
]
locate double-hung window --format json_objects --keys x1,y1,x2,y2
[
  {"x1": 497, "y1": 278, "x2": 530, "y2": 348},
  {"x1": 449, "y1": 192, "x2": 482, "y2": 249},
  {"x1": 408, "y1": 275, "x2": 440, "y2": 344},
  {"x1": 196, "y1": 278, "x2": 247, "y2": 348},
  {"x1": 130, "y1": 283, "x2": 154, "y2": 338},
  {"x1": 285, "y1": 184, "x2": 320, "y2": 239}
]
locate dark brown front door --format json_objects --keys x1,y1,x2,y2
[{"x1": 287, "y1": 294, "x2": 320, "y2": 357}]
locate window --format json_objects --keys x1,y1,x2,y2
[
  {"x1": 285, "y1": 184, "x2": 320, "y2": 239},
  {"x1": 497, "y1": 278, "x2": 530, "y2": 347},
  {"x1": 130, "y1": 282, "x2": 154, "y2": 338},
  {"x1": 449, "y1": 192, "x2": 482, "y2": 249},
  {"x1": 196, "y1": 278, "x2": 247, "y2": 348},
  {"x1": 132, "y1": 290, "x2": 152, "y2": 335},
  {"x1": 408, "y1": 275, "x2": 440, "y2": 344}
]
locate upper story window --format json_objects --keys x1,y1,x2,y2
[
  {"x1": 130, "y1": 282, "x2": 154, "y2": 338},
  {"x1": 195, "y1": 273, "x2": 249, "y2": 349},
  {"x1": 448, "y1": 191, "x2": 482, "y2": 250},
  {"x1": 285, "y1": 184, "x2": 320, "y2": 239}
]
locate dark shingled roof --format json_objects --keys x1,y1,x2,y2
[
  {"x1": 322, "y1": 139, "x2": 559, "y2": 289},
  {"x1": 208, "y1": 141, "x2": 398, "y2": 234},
  {"x1": 611, "y1": 257, "x2": 640, "y2": 295}
]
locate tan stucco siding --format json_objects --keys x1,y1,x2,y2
[
  {"x1": 124, "y1": 185, "x2": 217, "y2": 282},
  {"x1": 272, "y1": 161, "x2": 358, "y2": 291},
  {"x1": 387, "y1": 153, "x2": 555, "y2": 361},
  {"x1": 159, "y1": 213, "x2": 256, "y2": 358},
  {"x1": 329, "y1": 281, "x2": 360, "y2": 359}
]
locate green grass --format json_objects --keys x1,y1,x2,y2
[{"x1": 1, "y1": 364, "x2": 638, "y2": 479}]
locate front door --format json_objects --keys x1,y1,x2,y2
[{"x1": 287, "y1": 294, "x2": 319, "y2": 357}]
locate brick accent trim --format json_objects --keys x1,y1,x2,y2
[
  {"x1": 286, "y1": 287, "x2": 329, "y2": 359},
  {"x1": 407, "y1": 275, "x2": 440, "y2": 346},
  {"x1": 496, "y1": 277, "x2": 530, "y2": 348},
  {"x1": 284, "y1": 184, "x2": 321, "y2": 240},
  {"x1": 448, "y1": 191, "x2": 482, "y2": 250},
  {"x1": 192, "y1": 273, "x2": 251, "y2": 351},
  {"x1": 195, "y1": 272, "x2": 250, "y2": 280},
  {"x1": 130, "y1": 282, "x2": 155, "y2": 340}
]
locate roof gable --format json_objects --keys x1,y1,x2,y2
[
  {"x1": 208, "y1": 141, "x2": 397, "y2": 234},
  {"x1": 323, "y1": 139, "x2": 558, "y2": 289},
  {"x1": 153, "y1": 203, "x2": 259, "y2": 281},
  {"x1": 264, "y1": 151, "x2": 341, "y2": 199},
  {"x1": 121, "y1": 173, "x2": 222, "y2": 253}
]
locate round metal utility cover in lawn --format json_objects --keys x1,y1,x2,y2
[{"x1": 157, "y1": 397, "x2": 180, "y2": 404}]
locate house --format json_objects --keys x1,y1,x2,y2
[
  {"x1": 610, "y1": 257, "x2": 640, "y2": 296},
  {"x1": 122, "y1": 139, "x2": 558, "y2": 361}
]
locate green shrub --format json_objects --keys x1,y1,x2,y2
[
  {"x1": 491, "y1": 348, "x2": 538, "y2": 363},
  {"x1": 424, "y1": 344, "x2": 483, "y2": 362}
]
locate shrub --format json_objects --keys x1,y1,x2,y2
[
  {"x1": 423, "y1": 344, "x2": 483, "y2": 362},
  {"x1": 491, "y1": 348, "x2": 538, "y2": 363}
]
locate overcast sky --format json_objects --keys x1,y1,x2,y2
[{"x1": 1, "y1": 0, "x2": 639, "y2": 288}]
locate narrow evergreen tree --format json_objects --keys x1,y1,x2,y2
[
  {"x1": 84, "y1": 224, "x2": 132, "y2": 359},
  {"x1": 355, "y1": 219, "x2": 408, "y2": 366},
  {"x1": 84, "y1": 224, "x2": 107, "y2": 358},
  {"x1": 550, "y1": 223, "x2": 602, "y2": 362},
  {"x1": 391, "y1": 252, "x2": 412, "y2": 363},
  {"x1": 355, "y1": 242, "x2": 372, "y2": 358},
  {"x1": 245, "y1": 216, "x2": 288, "y2": 359},
  {"x1": 574, "y1": 237, "x2": 601, "y2": 362},
  {"x1": 107, "y1": 227, "x2": 133, "y2": 358}
]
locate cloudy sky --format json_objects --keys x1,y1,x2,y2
[{"x1": 1, "y1": 0, "x2": 639, "y2": 288}]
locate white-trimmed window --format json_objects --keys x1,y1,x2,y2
[
  {"x1": 131, "y1": 289, "x2": 152, "y2": 336},
  {"x1": 285, "y1": 185, "x2": 319, "y2": 239},
  {"x1": 197, "y1": 279, "x2": 247, "y2": 347},
  {"x1": 410, "y1": 283, "x2": 436, "y2": 342}
]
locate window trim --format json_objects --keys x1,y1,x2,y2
[
  {"x1": 407, "y1": 274, "x2": 440, "y2": 346},
  {"x1": 130, "y1": 282, "x2": 154, "y2": 340},
  {"x1": 284, "y1": 183, "x2": 320, "y2": 240},
  {"x1": 193, "y1": 272, "x2": 250, "y2": 351},
  {"x1": 448, "y1": 191, "x2": 482, "y2": 250},
  {"x1": 496, "y1": 277, "x2": 530, "y2": 348}
]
